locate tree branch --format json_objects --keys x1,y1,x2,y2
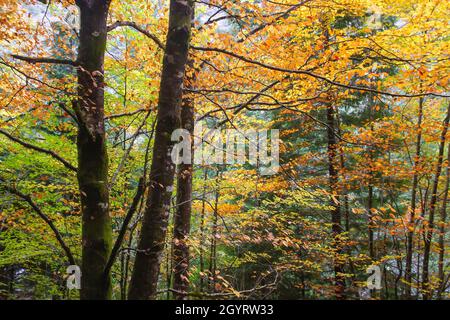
[
  {"x1": 105, "y1": 108, "x2": 149, "y2": 120},
  {"x1": 110, "y1": 110, "x2": 153, "y2": 188},
  {"x1": 0, "y1": 180, "x2": 76, "y2": 266},
  {"x1": 0, "y1": 129, "x2": 77, "y2": 172},
  {"x1": 103, "y1": 177, "x2": 146, "y2": 280},
  {"x1": 107, "y1": 21, "x2": 164, "y2": 50},
  {"x1": 11, "y1": 55, "x2": 78, "y2": 66},
  {"x1": 159, "y1": 271, "x2": 279, "y2": 298},
  {"x1": 191, "y1": 46, "x2": 449, "y2": 98}
]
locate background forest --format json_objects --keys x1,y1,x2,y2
[{"x1": 0, "y1": 0, "x2": 449, "y2": 300}]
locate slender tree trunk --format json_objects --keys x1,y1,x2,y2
[
  {"x1": 122, "y1": 221, "x2": 136, "y2": 299},
  {"x1": 172, "y1": 61, "x2": 195, "y2": 300},
  {"x1": 393, "y1": 237, "x2": 403, "y2": 299},
  {"x1": 209, "y1": 182, "x2": 219, "y2": 293},
  {"x1": 165, "y1": 237, "x2": 172, "y2": 300},
  {"x1": 119, "y1": 249, "x2": 126, "y2": 300},
  {"x1": 74, "y1": 0, "x2": 112, "y2": 300},
  {"x1": 336, "y1": 108, "x2": 357, "y2": 289},
  {"x1": 417, "y1": 216, "x2": 423, "y2": 294},
  {"x1": 121, "y1": 120, "x2": 154, "y2": 299},
  {"x1": 367, "y1": 93, "x2": 376, "y2": 262},
  {"x1": 300, "y1": 270, "x2": 306, "y2": 299},
  {"x1": 199, "y1": 169, "x2": 207, "y2": 292},
  {"x1": 128, "y1": 0, "x2": 194, "y2": 300},
  {"x1": 336, "y1": 112, "x2": 350, "y2": 233},
  {"x1": 326, "y1": 103, "x2": 346, "y2": 300},
  {"x1": 0, "y1": 263, "x2": 12, "y2": 300},
  {"x1": 422, "y1": 102, "x2": 450, "y2": 299},
  {"x1": 437, "y1": 144, "x2": 450, "y2": 299},
  {"x1": 405, "y1": 97, "x2": 423, "y2": 299},
  {"x1": 368, "y1": 173, "x2": 375, "y2": 260}
]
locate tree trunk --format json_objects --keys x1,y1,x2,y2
[
  {"x1": 74, "y1": 0, "x2": 112, "y2": 300},
  {"x1": 405, "y1": 97, "x2": 423, "y2": 299},
  {"x1": 326, "y1": 103, "x2": 346, "y2": 300},
  {"x1": 437, "y1": 144, "x2": 450, "y2": 299},
  {"x1": 337, "y1": 102, "x2": 357, "y2": 289},
  {"x1": 368, "y1": 170, "x2": 375, "y2": 260},
  {"x1": 172, "y1": 61, "x2": 195, "y2": 300},
  {"x1": 422, "y1": 102, "x2": 450, "y2": 299},
  {"x1": 209, "y1": 175, "x2": 220, "y2": 293},
  {"x1": 128, "y1": 0, "x2": 194, "y2": 300},
  {"x1": 367, "y1": 95, "x2": 376, "y2": 262},
  {"x1": 199, "y1": 169, "x2": 207, "y2": 292}
]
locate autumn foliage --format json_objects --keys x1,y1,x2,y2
[{"x1": 0, "y1": 0, "x2": 449, "y2": 300}]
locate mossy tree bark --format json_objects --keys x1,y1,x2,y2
[
  {"x1": 128, "y1": 0, "x2": 194, "y2": 300},
  {"x1": 74, "y1": 0, "x2": 112, "y2": 300}
]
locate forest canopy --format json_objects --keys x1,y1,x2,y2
[{"x1": 0, "y1": 0, "x2": 449, "y2": 300}]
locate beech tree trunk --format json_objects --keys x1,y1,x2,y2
[
  {"x1": 405, "y1": 97, "x2": 423, "y2": 299},
  {"x1": 326, "y1": 103, "x2": 345, "y2": 300},
  {"x1": 74, "y1": 0, "x2": 112, "y2": 300},
  {"x1": 367, "y1": 96, "x2": 376, "y2": 262},
  {"x1": 422, "y1": 102, "x2": 450, "y2": 299},
  {"x1": 209, "y1": 176, "x2": 220, "y2": 293},
  {"x1": 172, "y1": 61, "x2": 195, "y2": 300},
  {"x1": 199, "y1": 169, "x2": 208, "y2": 292},
  {"x1": 128, "y1": 0, "x2": 194, "y2": 300},
  {"x1": 437, "y1": 144, "x2": 450, "y2": 299}
]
